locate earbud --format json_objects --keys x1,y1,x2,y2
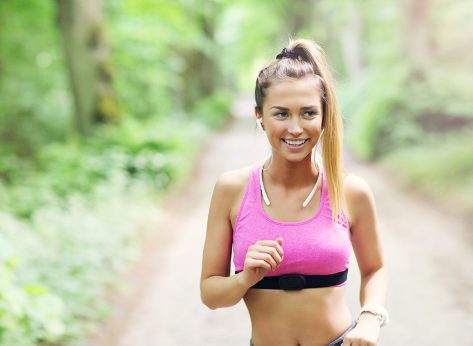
[{"x1": 256, "y1": 118, "x2": 264, "y2": 130}]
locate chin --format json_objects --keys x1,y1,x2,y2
[{"x1": 281, "y1": 152, "x2": 312, "y2": 163}]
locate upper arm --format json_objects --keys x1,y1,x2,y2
[
  {"x1": 345, "y1": 174, "x2": 385, "y2": 277},
  {"x1": 200, "y1": 173, "x2": 239, "y2": 282}
]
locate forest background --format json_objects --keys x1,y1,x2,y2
[{"x1": 0, "y1": 0, "x2": 472, "y2": 345}]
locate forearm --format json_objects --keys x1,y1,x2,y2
[
  {"x1": 200, "y1": 272, "x2": 250, "y2": 310},
  {"x1": 359, "y1": 266, "x2": 388, "y2": 307},
  {"x1": 355, "y1": 266, "x2": 389, "y2": 328}
]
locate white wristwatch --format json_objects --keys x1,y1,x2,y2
[{"x1": 359, "y1": 304, "x2": 389, "y2": 327}]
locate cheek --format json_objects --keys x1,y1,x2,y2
[
  {"x1": 295, "y1": 118, "x2": 320, "y2": 131},
  {"x1": 265, "y1": 122, "x2": 285, "y2": 137},
  {"x1": 309, "y1": 118, "x2": 323, "y2": 132}
]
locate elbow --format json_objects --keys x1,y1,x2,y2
[
  {"x1": 200, "y1": 292, "x2": 218, "y2": 310},
  {"x1": 361, "y1": 265, "x2": 387, "y2": 278},
  {"x1": 200, "y1": 275, "x2": 243, "y2": 310},
  {"x1": 360, "y1": 266, "x2": 389, "y2": 285},
  {"x1": 204, "y1": 301, "x2": 218, "y2": 310},
  {"x1": 200, "y1": 282, "x2": 219, "y2": 310}
]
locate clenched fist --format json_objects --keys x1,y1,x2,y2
[{"x1": 239, "y1": 237, "x2": 284, "y2": 288}]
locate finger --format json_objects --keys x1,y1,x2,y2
[
  {"x1": 274, "y1": 238, "x2": 284, "y2": 257},
  {"x1": 246, "y1": 258, "x2": 272, "y2": 272},
  {"x1": 255, "y1": 245, "x2": 284, "y2": 266},
  {"x1": 341, "y1": 336, "x2": 353, "y2": 346},
  {"x1": 251, "y1": 251, "x2": 278, "y2": 269},
  {"x1": 259, "y1": 245, "x2": 284, "y2": 265},
  {"x1": 256, "y1": 240, "x2": 284, "y2": 258},
  {"x1": 249, "y1": 244, "x2": 283, "y2": 264}
]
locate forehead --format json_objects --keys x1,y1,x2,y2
[{"x1": 264, "y1": 77, "x2": 322, "y2": 109}]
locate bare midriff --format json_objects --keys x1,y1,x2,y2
[{"x1": 243, "y1": 286, "x2": 352, "y2": 346}]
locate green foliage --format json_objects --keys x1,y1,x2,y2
[
  {"x1": 342, "y1": 65, "x2": 410, "y2": 159},
  {"x1": 0, "y1": 1, "x2": 222, "y2": 342},
  {"x1": 343, "y1": 61, "x2": 473, "y2": 160},
  {"x1": 109, "y1": 0, "x2": 228, "y2": 119},
  {"x1": 0, "y1": 116, "x2": 207, "y2": 345},
  {"x1": 0, "y1": 186, "x2": 146, "y2": 345},
  {"x1": 216, "y1": 0, "x2": 306, "y2": 91},
  {"x1": 1, "y1": 118, "x2": 206, "y2": 219},
  {"x1": 407, "y1": 67, "x2": 473, "y2": 118},
  {"x1": 0, "y1": 217, "x2": 65, "y2": 346},
  {"x1": 338, "y1": 0, "x2": 473, "y2": 216},
  {"x1": 381, "y1": 129, "x2": 473, "y2": 213},
  {"x1": 191, "y1": 91, "x2": 233, "y2": 129},
  {"x1": 0, "y1": 0, "x2": 311, "y2": 345},
  {"x1": 0, "y1": 0, "x2": 71, "y2": 158}
]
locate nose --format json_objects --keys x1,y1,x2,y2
[{"x1": 288, "y1": 117, "x2": 303, "y2": 136}]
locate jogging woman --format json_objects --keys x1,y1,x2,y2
[{"x1": 200, "y1": 38, "x2": 389, "y2": 346}]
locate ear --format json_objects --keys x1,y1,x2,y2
[
  {"x1": 254, "y1": 106, "x2": 261, "y2": 120},
  {"x1": 255, "y1": 107, "x2": 264, "y2": 130}
]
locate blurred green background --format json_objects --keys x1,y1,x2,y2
[{"x1": 0, "y1": 0, "x2": 472, "y2": 345}]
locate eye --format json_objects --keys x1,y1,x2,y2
[
  {"x1": 274, "y1": 111, "x2": 288, "y2": 118},
  {"x1": 303, "y1": 111, "x2": 318, "y2": 118}
]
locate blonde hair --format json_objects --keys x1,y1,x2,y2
[{"x1": 254, "y1": 38, "x2": 346, "y2": 222}]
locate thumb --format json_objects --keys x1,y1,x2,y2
[{"x1": 276, "y1": 237, "x2": 284, "y2": 245}]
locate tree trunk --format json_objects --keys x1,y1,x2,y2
[
  {"x1": 403, "y1": 0, "x2": 435, "y2": 79},
  {"x1": 56, "y1": 0, "x2": 120, "y2": 136},
  {"x1": 340, "y1": 4, "x2": 364, "y2": 81},
  {"x1": 180, "y1": 4, "x2": 218, "y2": 112}
]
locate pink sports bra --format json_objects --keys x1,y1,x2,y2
[{"x1": 232, "y1": 163, "x2": 351, "y2": 280}]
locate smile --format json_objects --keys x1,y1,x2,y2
[{"x1": 282, "y1": 138, "x2": 309, "y2": 147}]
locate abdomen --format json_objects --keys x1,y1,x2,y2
[{"x1": 243, "y1": 286, "x2": 352, "y2": 346}]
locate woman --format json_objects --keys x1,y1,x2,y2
[{"x1": 200, "y1": 38, "x2": 389, "y2": 346}]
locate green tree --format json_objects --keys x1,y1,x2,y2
[
  {"x1": 56, "y1": 0, "x2": 121, "y2": 136},
  {"x1": 178, "y1": 0, "x2": 222, "y2": 111}
]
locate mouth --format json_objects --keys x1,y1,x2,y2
[{"x1": 281, "y1": 138, "x2": 310, "y2": 147}]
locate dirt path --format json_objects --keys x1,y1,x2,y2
[{"x1": 91, "y1": 95, "x2": 473, "y2": 346}]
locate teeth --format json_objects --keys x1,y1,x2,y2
[{"x1": 284, "y1": 139, "x2": 306, "y2": 146}]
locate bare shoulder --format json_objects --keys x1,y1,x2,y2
[
  {"x1": 343, "y1": 173, "x2": 374, "y2": 200},
  {"x1": 212, "y1": 165, "x2": 254, "y2": 224},
  {"x1": 343, "y1": 173, "x2": 376, "y2": 225},
  {"x1": 214, "y1": 165, "x2": 253, "y2": 196}
]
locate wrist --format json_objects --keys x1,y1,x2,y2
[
  {"x1": 358, "y1": 304, "x2": 389, "y2": 327},
  {"x1": 234, "y1": 271, "x2": 252, "y2": 290},
  {"x1": 358, "y1": 311, "x2": 382, "y2": 326}
]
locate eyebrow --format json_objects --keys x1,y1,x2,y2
[{"x1": 270, "y1": 105, "x2": 320, "y2": 111}]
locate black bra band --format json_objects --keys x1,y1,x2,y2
[{"x1": 234, "y1": 269, "x2": 348, "y2": 291}]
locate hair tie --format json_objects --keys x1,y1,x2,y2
[{"x1": 276, "y1": 47, "x2": 302, "y2": 60}]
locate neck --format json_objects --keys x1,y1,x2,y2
[{"x1": 264, "y1": 152, "x2": 319, "y2": 189}]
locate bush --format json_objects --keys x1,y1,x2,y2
[
  {"x1": 0, "y1": 214, "x2": 65, "y2": 346},
  {"x1": 381, "y1": 129, "x2": 473, "y2": 213},
  {"x1": 343, "y1": 62, "x2": 473, "y2": 162},
  {"x1": 1, "y1": 117, "x2": 207, "y2": 219},
  {"x1": 0, "y1": 179, "x2": 153, "y2": 345},
  {"x1": 0, "y1": 116, "x2": 208, "y2": 345}
]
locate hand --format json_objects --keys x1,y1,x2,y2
[
  {"x1": 341, "y1": 313, "x2": 381, "y2": 346},
  {"x1": 239, "y1": 238, "x2": 284, "y2": 287}
]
